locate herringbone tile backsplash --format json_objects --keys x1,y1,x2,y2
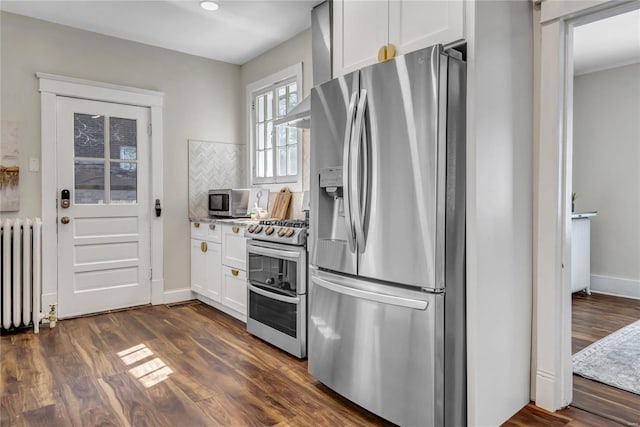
[{"x1": 188, "y1": 140, "x2": 246, "y2": 218}]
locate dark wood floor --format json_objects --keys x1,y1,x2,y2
[
  {"x1": 1, "y1": 302, "x2": 393, "y2": 427},
  {"x1": 2, "y1": 296, "x2": 638, "y2": 427},
  {"x1": 570, "y1": 292, "x2": 640, "y2": 425}
]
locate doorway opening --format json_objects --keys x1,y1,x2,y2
[{"x1": 568, "y1": 7, "x2": 640, "y2": 423}]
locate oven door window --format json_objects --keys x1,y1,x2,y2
[
  {"x1": 248, "y1": 251, "x2": 298, "y2": 294},
  {"x1": 249, "y1": 289, "x2": 297, "y2": 338},
  {"x1": 209, "y1": 194, "x2": 228, "y2": 212}
]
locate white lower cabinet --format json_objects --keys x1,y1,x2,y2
[
  {"x1": 191, "y1": 221, "x2": 249, "y2": 322},
  {"x1": 221, "y1": 266, "x2": 247, "y2": 316},
  {"x1": 190, "y1": 238, "x2": 222, "y2": 302}
]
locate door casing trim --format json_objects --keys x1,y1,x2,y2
[{"x1": 38, "y1": 73, "x2": 165, "y2": 311}]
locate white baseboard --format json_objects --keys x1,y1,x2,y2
[
  {"x1": 196, "y1": 294, "x2": 246, "y2": 323},
  {"x1": 590, "y1": 274, "x2": 640, "y2": 300},
  {"x1": 163, "y1": 287, "x2": 194, "y2": 304}
]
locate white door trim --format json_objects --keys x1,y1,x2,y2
[
  {"x1": 38, "y1": 73, "x2": 165, "y2": 311},
  {"x1": 534, "y1": 0, "x2": 640, "y2": 412}
]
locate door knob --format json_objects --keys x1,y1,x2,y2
[{"x1": 60, "y1": 216, "x2": 70, "y2": 224}]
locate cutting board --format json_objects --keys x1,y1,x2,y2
[{"x1": 270, "y1": 188, "x2": 292, "y2": 220}]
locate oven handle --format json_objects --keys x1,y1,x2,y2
[
  {"x1": 248, "y1": 244, "x2": 302, "y2": 261},
  {"x1": 248, "y1": 284, "x2": 301, "y2": 304}
]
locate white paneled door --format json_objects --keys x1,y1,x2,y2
[{"x1": 56, "y1": 97, "x2": 151, "y2": 317}]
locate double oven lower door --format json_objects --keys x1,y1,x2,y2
[{"x1": 247, "y1": 240, "x2": 307, "y2": 358}]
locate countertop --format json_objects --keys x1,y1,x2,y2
[
  {"x1": 189, "y1": 217, "x2": 259, "y2": 226},
  {"x1": 571, "y1": 212, "x2": 597, "y2": 219}
]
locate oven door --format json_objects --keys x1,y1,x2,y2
[
  {"x1": 247, "y1": 284, "x2": 306, "y2": 358},
  {"x1": 247, "y1": 241, "x2": 307, "y2": 294}
]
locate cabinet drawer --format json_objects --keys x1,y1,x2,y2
[
  {"x1": 191, "y1": 221, "x2": 208, "y2": 240},
  {"x1": 205, "y1": 222, "x2": 222, "y2": 243}
]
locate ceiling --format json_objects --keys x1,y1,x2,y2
[
  {"x1": 0, "y1": 0, "x2": 322, "y2": 65},
  {"x1": 573, "y1": 8, "x2": 640, "y2": 75}
]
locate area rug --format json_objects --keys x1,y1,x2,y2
[{"x1": 573, "y1": 319, "x2": 640, "y2": 395}]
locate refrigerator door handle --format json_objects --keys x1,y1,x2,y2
[
  {"x1": 351, "y1": 89, "x2": 368, "y2": 252},
  {"x1": 311, "y1": 275, "x2": 428, "y2": 310},
  {"x1": 342, "y1": 91, "x2": 359, "y2": 252}
]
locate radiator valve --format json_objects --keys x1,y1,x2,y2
[{"x1": 45, "y1": 304, "x2": 57, "y2": 328}]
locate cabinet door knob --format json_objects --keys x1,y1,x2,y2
[
  {"x1": 231, "y1": 269, "x2": 239, "y2": 277},
  {"x1": 201, "y1": 241, "x2": 208, "y2": 252},
  {"x1": 209, "y1": 223, "x2": 216, "y2": 230},
  {"x1": 232, "y1": 226, "x2": 240, "y2": 234},
  {"x1": 377, "y1": 45, "x2": 387, "y2": 62},
  {"x1": 386, "y1": 43, "x2": 396, "y2": 60},
  {"x1": 194, "y1": 222, "x2": 200, "y2": 228}
]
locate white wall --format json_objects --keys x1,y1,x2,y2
[
  {"x1": 466, "y1": 1, "x2": 533, "y2": 425},
  {"x1": 573, "y1": 63, "x2": 640, "y2": 295},
  {"x1": 0, "y1": 12, "x2": 242, "y2": 293},
  {"x1": 240, "y1": 29, "x2": 312, "y2": 218}
]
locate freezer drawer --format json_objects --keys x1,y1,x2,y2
[{"x1": 308, "y1": 268, "x2": 444, "y2": 426}]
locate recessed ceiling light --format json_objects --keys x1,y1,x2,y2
[{"x1": 200, "y1": 1, "x2": 219, "y2": 11}]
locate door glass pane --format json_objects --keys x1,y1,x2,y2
[
  {"x1": 278, "y1": 148, "x2": 286, "y2": 176},
  {"x1": 74, "y1": 113, "x2": 104, "y2": 158},
  {"x1": 109, "y1": 117, "x2": 137, "y2": 160},
  {"x1": 266, "y1": 149, "x2": 273, "y2": 178},
  {"x1": 248, "y1": 251, "x2": 298, "y2": 293},
  {"x1": 110, "y1": 162, "x2": 137, "y2": 203},
  {"x1": 287, "y1": 146, "x2": 297, "y2": 176},
  {"x1": 74, "y1": 160, "x2": 105, "y2": 204}
]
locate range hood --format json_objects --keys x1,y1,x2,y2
[
  {"x1": 273, "y1": 1, "x2": 331, "y2": 129},
  {"x1": 273, "y1": 96, "x2": 310, "y2": 129}
]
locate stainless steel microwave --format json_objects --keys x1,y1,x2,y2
[{"x1": 208, "y1": 189, "x2": 250, "y2": 217}]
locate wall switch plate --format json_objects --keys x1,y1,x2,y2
[{"x1": 29, "y1": 157, "x2": 40, "y2": 172}]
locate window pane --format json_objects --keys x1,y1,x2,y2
[
  {"x1": 287, "y1": 129, "x2": 297, "y2": 146},
  {"x1": 110, "y1": 162, "x2": 137, "y2": 203},
  {"x1": 278, "y1": 148, "x2": 287, "y2": 177},
  {"x1": 257, "y1": 123, "x2": 264, "y2": 149},
  {"x1": 278, "y1": 87, "x2": 287, "y2": 116},
  {"x1": 266, "y1": 92, "x2": 273, "y2": 120},
  {"x1": 257, "y1": 151, "x2": 265, "y2": 177},
  {"x1": 109, "y1": 117, "x2": 137, "y2": 160},
  {"x1": 288, "y1": 83, "x2": 298, "y2": 110},
  {"x1": 74, "y1": 160, "x2": 105, "y2": 204},
  {"x1": 277, "y1": 127, "x2": 286, "y2": 147},
  {"x1": 287, "y1": 146, "x2": 297, "y2": 176},
  {"x1": 266, "y1": 149, "x2": 273, "y2": 178},
  {"x1": 266, "y1": 122, "x2": 273, "y2": 149},
  {"x1": 257, "y1": 95, "x2": 264, "y2": 122},
  {"x1": 74, "y1": 113, "x2": 104, "y2": 158}
]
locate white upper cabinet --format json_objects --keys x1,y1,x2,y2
[{"x1": 333, "y1": 0, "x2": 465, "y2": 77}]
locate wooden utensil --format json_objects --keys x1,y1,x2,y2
[{"x1": 270, "y1": 188, "x2": 292, "y2": 220}]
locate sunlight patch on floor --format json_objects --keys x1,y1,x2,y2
[{"x1": 118, "y1": 344, "x2": 174, "y2": 388}]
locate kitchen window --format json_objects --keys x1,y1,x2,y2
[{"x1": 247, "y1": 63, "x2": 302, "y2": 190}]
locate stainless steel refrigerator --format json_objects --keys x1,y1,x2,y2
[{"x1": 309, "y1": 44, "x2": 466, "y2": 427}]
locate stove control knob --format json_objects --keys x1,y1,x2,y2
[
  {"x1": 248, "y1": 225, "x2": 256, "y2": 233},
  {"x1": 285, "y1": 229, "x2": 295, "y2": 238},
  {"x1": 265, "y1": 226, "x2": 274, "y2": 235},
  {"x1": 277, "y1": 227, "x2": 286, "y2": 237},
  {"x1": 254, "y1": 225, "x2": 263, "y2": 233}
]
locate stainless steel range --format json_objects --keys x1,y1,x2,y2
[{"x1": 245, "y1": 218, "x2": 308, "y2": 358}]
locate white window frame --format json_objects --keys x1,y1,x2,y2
[{"x1": 246, "y1": 63, "x2": 303, "y2": 192}]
